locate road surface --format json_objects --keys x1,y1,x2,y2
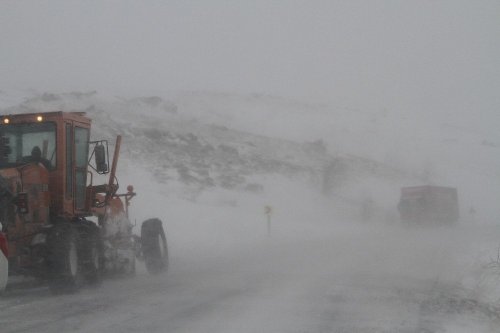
[{"x1": 1, "y1": 223, "x2": 498, "y2": 332}]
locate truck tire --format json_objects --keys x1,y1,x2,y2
[
  {"x1": 119, "y1": 242, "x2": 136, "y2": 277},
  {"x1": 82, "y1": 229, "x2": 103, "y2": 286},
  {"x1": 141, "y1": 218, "x2": 168, "y2": 274},
  {"x1": 46, "y1": 224, "x2": 84, "y2": 293},
  {"x1": 123, "y1": 255, "x2": 136, "y2": 277}
]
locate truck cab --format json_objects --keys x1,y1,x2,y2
[
  {"x1": 0, "y1": 112, "x2": 92, "y2": 218},
  {"x1": 398, "y1": 185, "x2": 459, "y2": 225},
  {"x1": 0, "y1": 112, "x2": 99, "y2": 277}
]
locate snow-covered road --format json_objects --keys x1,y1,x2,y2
[{"x1": 1, "y1": 222, "x2": 498, "y2": 333}]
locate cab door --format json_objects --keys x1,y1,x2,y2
[
  {"x1": 74, "y1": 126, "x2": 89, "y2": 212},
  {"x1": 65, "y1": 123, "x2": 89, "y2": 214}
]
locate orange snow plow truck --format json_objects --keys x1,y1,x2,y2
[
  {"x1": 398, "y1": 185, "x2": 459, "y2": 225},
  {"x1": 0, "y1": 111, "x2": 168, "y2": 293}
]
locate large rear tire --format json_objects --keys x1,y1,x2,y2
[
  {"x1": 141, "y1": 218, "x2": 168, "y2": 274},
  {"x1": 47, "y1": 224, "x2": 84, "y2": 294},
  {"x1": 81, "y1": 228, "x2": 103, "y2": 286}
]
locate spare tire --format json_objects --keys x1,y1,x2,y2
[{"x1": 141, "y1": 218, "x2": 168, "y2": 274}]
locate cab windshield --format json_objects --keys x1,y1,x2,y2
[{"x1": 0, "y1": 122, "x2": 57, "y2": 170}]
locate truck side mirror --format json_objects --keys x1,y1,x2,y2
[{"x1": 95, "y1": 144, "x2": 108, "y2": 173}]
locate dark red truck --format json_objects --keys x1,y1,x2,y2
[{"x1": 398, "y1": 186, "x2": 459, "y2": 224}]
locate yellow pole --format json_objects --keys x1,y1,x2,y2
[{"x1": 265, "y1": 205, "x2": 272, "y2": 236}]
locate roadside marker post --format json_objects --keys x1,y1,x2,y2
[{"x1": 265, "y1": 205, "x2": 273, "y2": 236}]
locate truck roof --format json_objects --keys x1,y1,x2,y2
[
  {"x1": 0, "y1": 111, "x2": 91, "y2": 125},
  {"x1": 401, "y1": 185, "x2": 456, "y2": 192},
  {"x1": 401, "y1": 186, "x2": 457, "y2": 198}
]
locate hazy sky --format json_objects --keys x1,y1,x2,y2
[{"x1": 0, "y1": 1, "x2": 498, "y2": 116}]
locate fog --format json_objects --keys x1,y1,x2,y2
[
  {"x1": 1, "y1": 1, "x2": 500, "y2": 332},
  {"x1": 1, "y1": 1, "x2": 499, "y2": 116}
]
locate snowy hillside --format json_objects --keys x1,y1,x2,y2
[
  {"x1": 0, "y1": 90, "x2": 420, "y2": 212},
  {"x1": 1, "y1": 89, "x2": 500, "y2": 331},
  {"x1": 1, "y1": 89, "x2": 498, "y2": 224}
]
